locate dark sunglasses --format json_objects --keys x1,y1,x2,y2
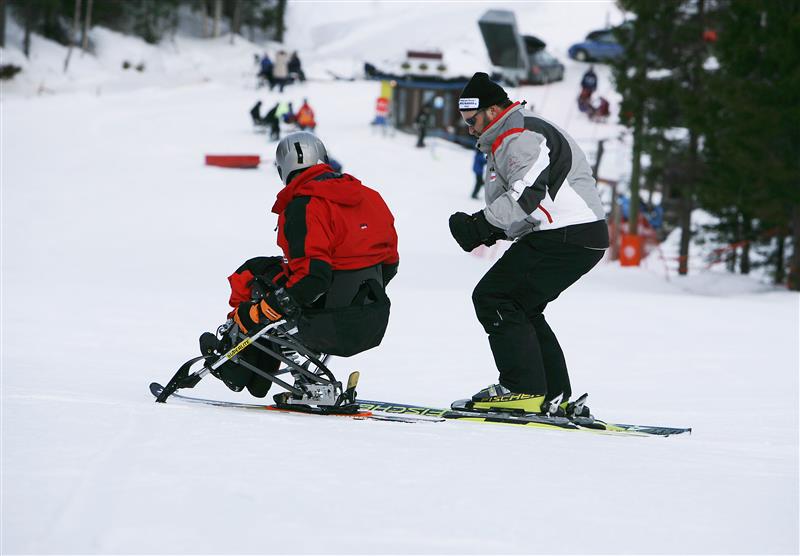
[{"x1": 464, "y1": 108, "x2": 486, "y2": 127}]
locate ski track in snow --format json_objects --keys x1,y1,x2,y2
[{"x1": 2, "y1": 2, "x2": 799, "y2": 554}]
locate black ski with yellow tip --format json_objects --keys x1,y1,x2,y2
[{"x1": 357, "y1": 399, "x2": 692, "y2": 437}]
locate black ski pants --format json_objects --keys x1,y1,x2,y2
[
  {"x1": 471, "y1": 174, "x2": 484, "y2": 199},
  {"x1": 218, "y1": 343, "x2": 279, "y2": 398},
  {"x1": 472, "y1": 233, "x2": 604, "y2": 399}
]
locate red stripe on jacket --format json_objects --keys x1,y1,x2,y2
[
  {"x1": 537, "y1": 204, "x2": 554, "y2": 223},
  {"x1": 491, "y1": 128, "x2": 525, "y2": 154}
]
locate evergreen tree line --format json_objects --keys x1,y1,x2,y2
[
  {"x1": 612, "y1": 0, "x2": 799, "y2": 289},
  {"x1": 1, "y1": 0, "x2": 287, "y2": 54}
]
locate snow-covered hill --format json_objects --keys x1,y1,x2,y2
[{"x1": 2, "y1": 3, "x2": 798, "y2": 554}]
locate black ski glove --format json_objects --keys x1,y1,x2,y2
[
  {"x1": 448, "y1": 211, "x2": 506, "y2": 252},
  {"x1": 234, "y1": 288, "x2": 299, "y2": 334}
]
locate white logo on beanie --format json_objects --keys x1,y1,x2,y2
[{"x1": 459, "y1": 98, "x2": 480, "y2": 110}]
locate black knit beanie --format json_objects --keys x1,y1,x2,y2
[{"x1": 458, "y1": 72, "x2": 509, "y2": 111}]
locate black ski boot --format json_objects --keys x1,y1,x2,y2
[
  {"x1": 199, "y1": 332, "x2": 221, "y2": 358},
  {"x1": 199, "y1": 330, "x2": 244, "y2": 392}
]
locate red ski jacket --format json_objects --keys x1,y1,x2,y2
[
  {"x1": 296, "y1": 104, "x2": 316, "y2": 128},
  {"x1": 267, "y1": 163, "x2": 399, "y2": 306}
]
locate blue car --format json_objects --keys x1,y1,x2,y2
[{"x1": 568, "y1": 28, "x2": 625, "y2": 62}]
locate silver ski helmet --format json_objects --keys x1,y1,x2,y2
[{"x1": 275, "y1": 131, "x2": 328, "y2": 185}]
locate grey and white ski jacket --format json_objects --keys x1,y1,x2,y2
[{"x1": 476, "y1": 102, "x2": 606, "y2": 240}]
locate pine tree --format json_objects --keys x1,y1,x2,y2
[
  {"x1": 613, "y1": 0, "x2": 722, "y2": 275},
  {"x1": 702, "y1": 1, "x2": 800, "y2": 287},
  {"x1": 612, "y1": 2, "x2": 685, "y2": 243}
]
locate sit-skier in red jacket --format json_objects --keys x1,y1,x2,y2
[{"x1": 217, "y1": 132, "x2": 399, "y2": 398}]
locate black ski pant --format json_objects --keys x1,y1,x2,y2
[
  {"x1": 471, "y1": 174, "x2": 484, "y2": 199},
  {"x1": 416, "y1": 127, "x2": 427, "y2": 148},
  {"x1": 472, "y1": 233, "x2": 604, "y2": 399},
  {"x1": 218, "y1": 342, "x2": 279, "y2": 398}
]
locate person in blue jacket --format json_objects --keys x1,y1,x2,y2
[
  {"x1": 471, "y1": 149, "x2": 487, "y2": 199},
  {"x1": 258, "y1": 54, "x2": 274, "y2": 89}
]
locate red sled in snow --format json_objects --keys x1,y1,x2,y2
[{"x1": 205, "y1": 155, "x2": 261, "y2": 169}]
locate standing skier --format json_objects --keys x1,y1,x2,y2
[
  {"x1": 415, "y1": 101, "x2": 432, "y2": 148},
  {"x1": 580, "y1": 65, "x2": 598, "y2": 96},
  {"x1": 471, "y1": 149, "x2": 486, "y2": 199},
  {"x1": 272, "y1": 50, "x2": 290, "y2": 93},
  {"x1": 449, "y1": 72, "x2": 608, "y2": 416},
  {"x1": 208, "y1": 132, "x2": 399, "y2": 397}
]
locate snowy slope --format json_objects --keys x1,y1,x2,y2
[{"x1": 2, "y1": 3, "x2": 799, "y2": 554}]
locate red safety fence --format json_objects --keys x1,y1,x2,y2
[{"x1": 705, "y1": 227, "x2": 782, "y2": 269}]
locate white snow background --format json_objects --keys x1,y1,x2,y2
[{"x1": 2, "y1": 2, "x2": 798, "y2": 554}]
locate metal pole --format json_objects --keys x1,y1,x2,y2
[{"x1": 593, "y1": 139, "x2": 605, "y2": 179}]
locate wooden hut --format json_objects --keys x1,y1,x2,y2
[{"x1": 390, "y1": 77, "x2": 474, "y2": 148}]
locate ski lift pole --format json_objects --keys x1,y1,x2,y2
[{"x1": 593, "y1": 139, "x2": 605, "y2": 179}]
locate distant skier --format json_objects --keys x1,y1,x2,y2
[
  {"x1": 580, "y1": 65, "x2": 598, "y2": 96},
  {"x1": 283, "y1": 102, "x2": 296, "y2": 125},
  {"x1": 208, "y1": 132, "x2": 399, "y2": 397},
  {"x1": 275, "y1": 100, "x2": 290, "y2": 123},
  {"x1": 415, "y1": 99, "x2": 434, "y2": 148},
  {"x1": 288, "y1": 51, "x2": 306, "y2": 82},
  {"x1": 590, "y1": 96, "x2": 610, "y2": 122},
  {"x1": 328, "y1": 156, "x2": 343, "y2": 173},
  {"x1": 250, "y1": 101, "x2": 265, "y2": 126},
  {"x1": 577, "y1": 88, "x2": 593, "y2": 114},
  {"x1": 258, "y1": 53, "x2": 274, "y2": 89},
  {"x1": 471, "y1": 149, "x2": 486, "y2": 199},
  {"x1": 263, "y1": 102, "x2": 281, "y2": 140},
  {"x1": 372, "y1": 96, "x2": 391, "y2": 135},
  {"x1": 449, "y1": 72, "x2": 608, "y2": 417},
  {"x1": 295, "y1": 99, "x2": 316, "y2": 131},
  {"x1": 272, "y1": 50, "x2": 290, "y2": 93}
]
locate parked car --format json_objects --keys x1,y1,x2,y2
[
  {"x1": 527, "y1": 45, "x2": 564, "y2": 84},
  {"x1": 478, "y1": 10, "x2": 564, "y2": 86},
  {"x1": 568, "y1": 27, "x2": 626, "y2": 62}
]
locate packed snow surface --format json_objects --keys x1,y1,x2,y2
[{"x1": 2, "y1": 2, "x2": 798, "y2": 554}]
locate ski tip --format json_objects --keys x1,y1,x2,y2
[{"x1": 149, "y1": 382, "x2": 164, "y2": 397}]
